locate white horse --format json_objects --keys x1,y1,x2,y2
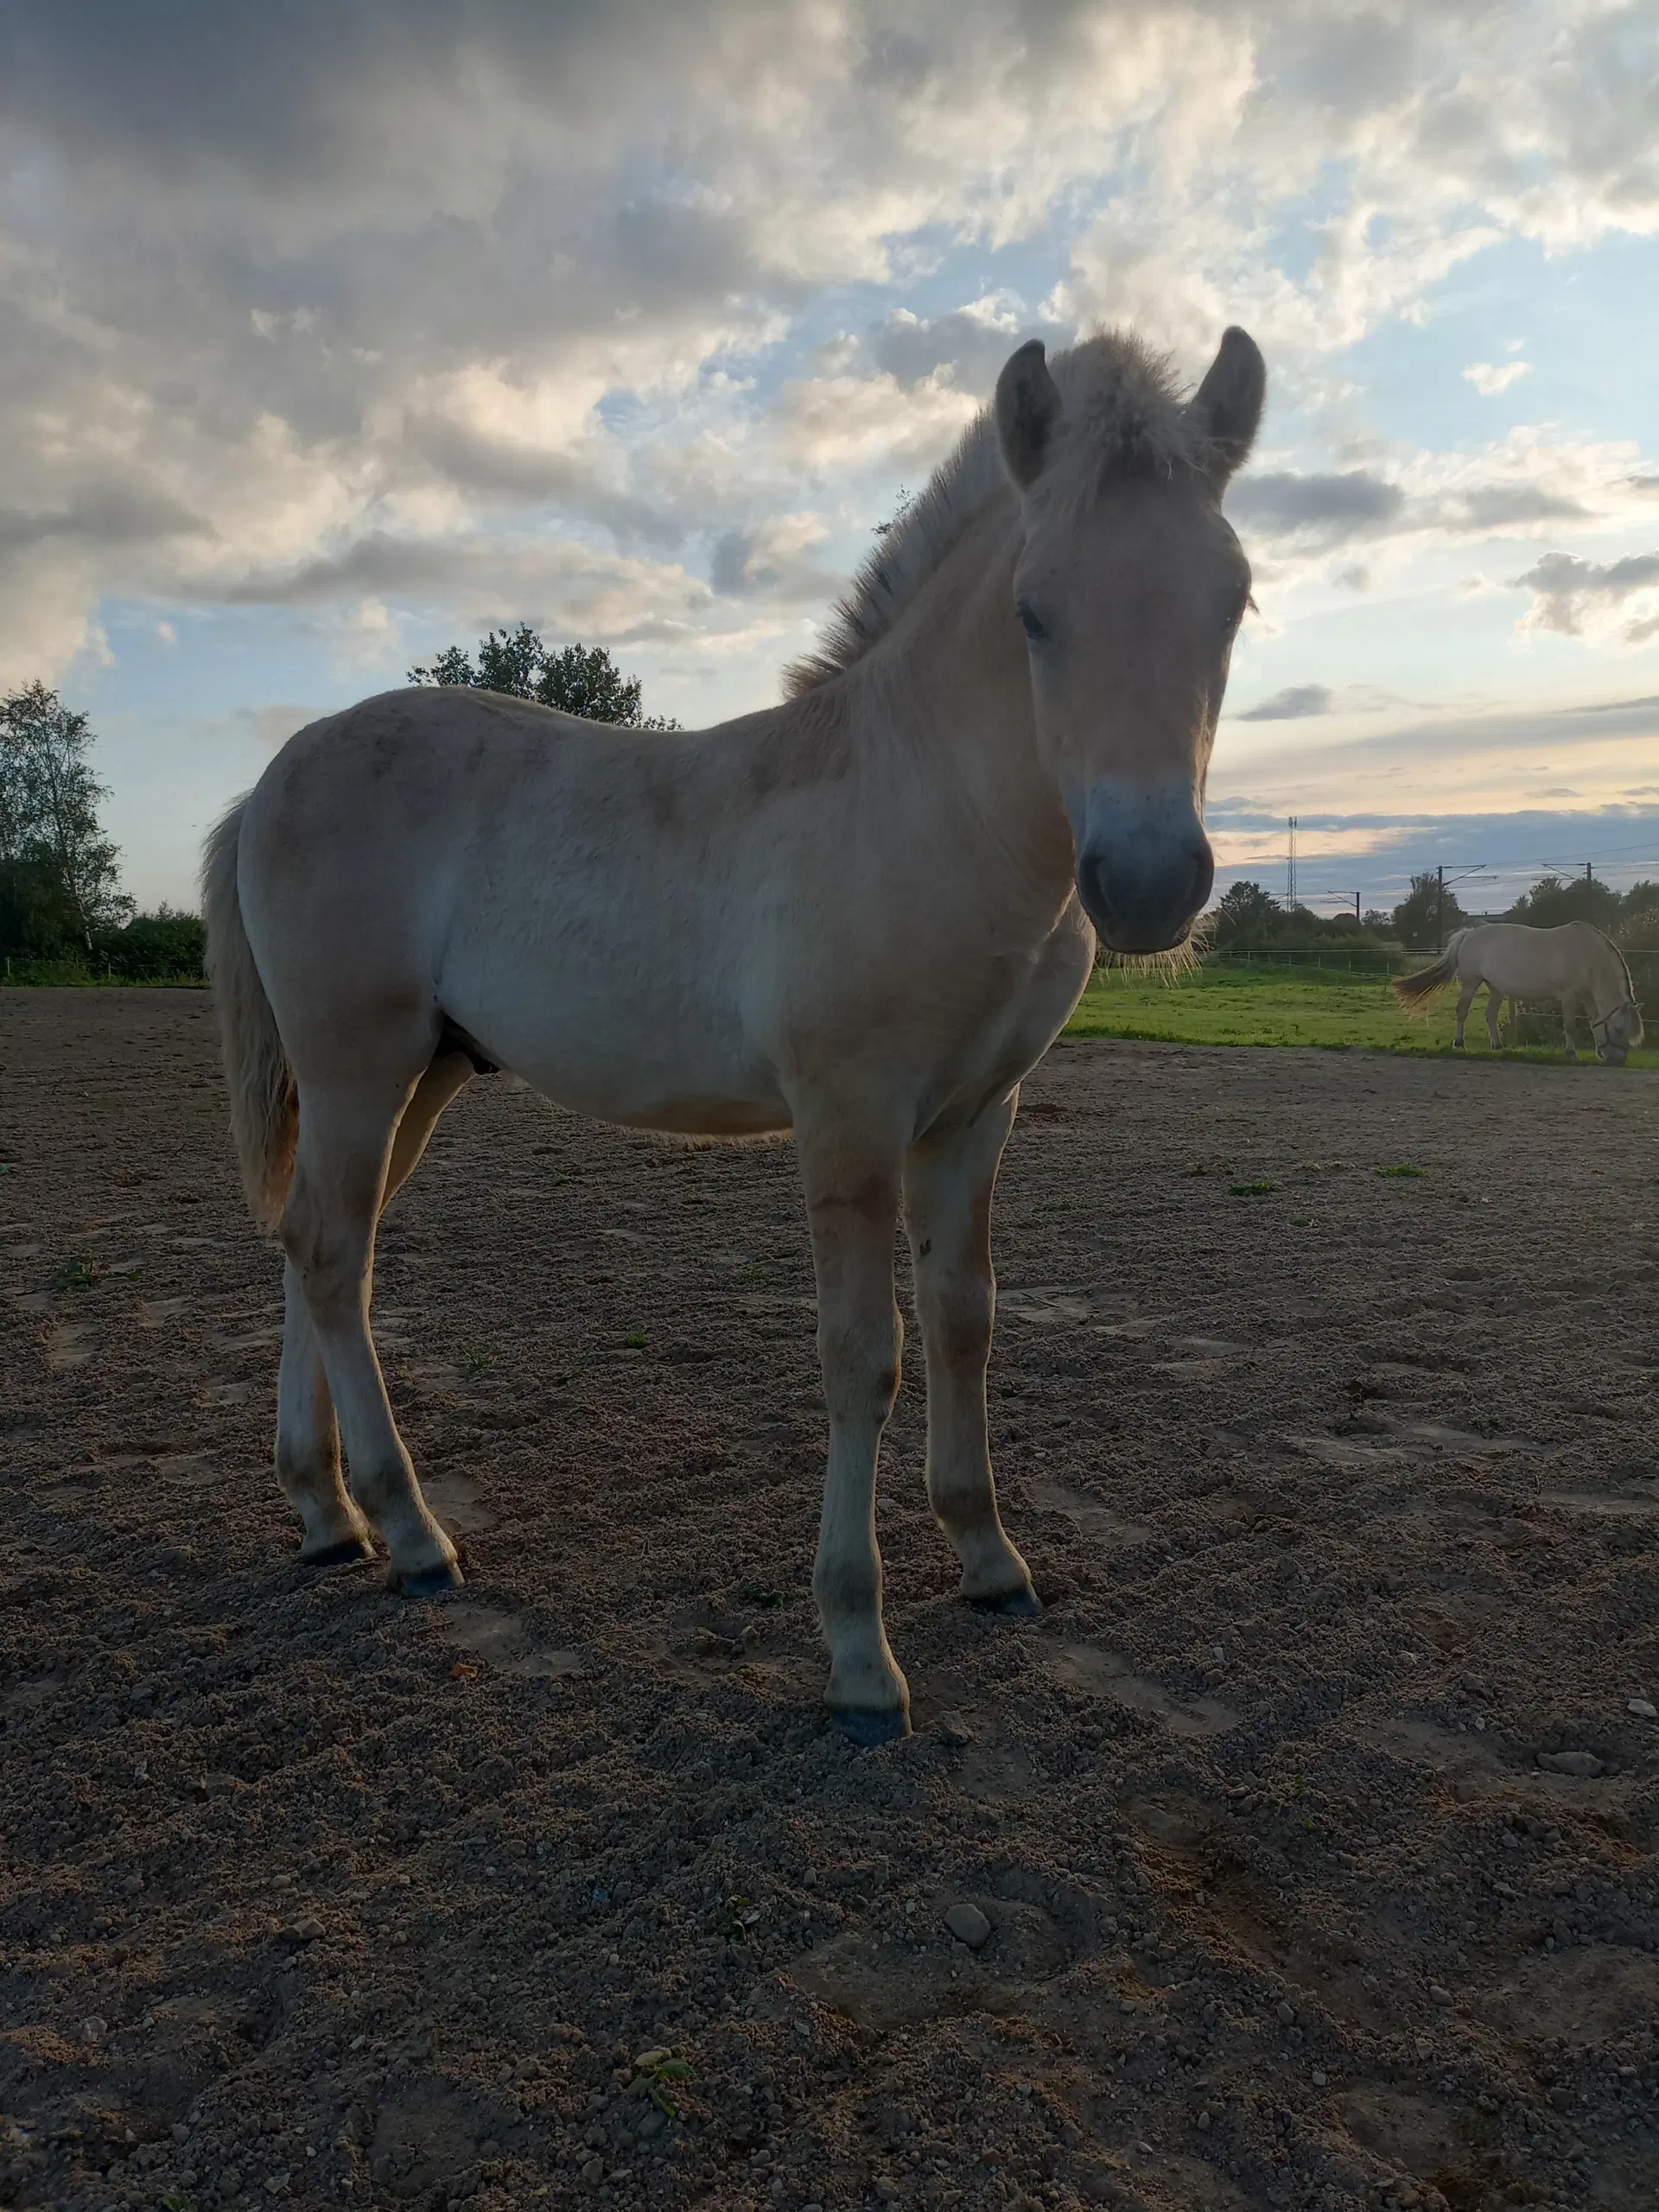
[
  {"x1": 202, "y1": 325, "x2": 1265, "y2": 1745},
  {"x1": 1394, "y1": 921, "x2": 1644, "y2": 1062}
]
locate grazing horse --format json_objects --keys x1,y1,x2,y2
[
  {"x1": 202, "y1": 325, "x2": 1265, "y2": 1744},
  {"x1": 1394, "y1": 922, "x2": 1644, "y2": 1063}
]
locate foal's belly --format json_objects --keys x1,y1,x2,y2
[{"x1": 443, "y1": 963, "x2": 793, "y2": 1138}]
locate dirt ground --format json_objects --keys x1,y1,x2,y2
[{"x1": 3, "y1": 988, "x2": 1658, "y2": 2212}]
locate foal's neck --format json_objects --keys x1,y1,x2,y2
[{"x1": 866, "y1": 499, "x2": 1076, "y2": 912}]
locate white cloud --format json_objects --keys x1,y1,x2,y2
[
  {"x1": 0, "y1": 0, "x2": 1655, "y2": 747},
  {"x1": 1464, "y1": 359, "x2": 1530, "y2": 395}
]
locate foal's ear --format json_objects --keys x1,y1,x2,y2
[
  {"x1": 995, "y1": 339, "x2": 1064, "y2": 491},
  {"x1": 1190, "y1": 326, "x2": 1265, "y2": 488}
]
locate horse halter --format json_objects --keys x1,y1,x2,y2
[{"x1": 1590, "y1": 997, "x2": 1637, "y2": 1040}]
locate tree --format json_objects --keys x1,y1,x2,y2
[
  {"x1": 408, "y1": 625, "x2": 679, "y2": 728},
  {"x1": 0, "y1": 683, "x2": 131, "y2": 951},
  {"x1": 1209, "y1": 879, "x2": 1282, "y2": 947},
  {"x1": 1392, "y1": 872, "x2": 1466, "y2": 951},
  {"x1": 1505, "y1": 870, "x2": 1622, "y2": 933},
  {"x1": 1617, "y1": 881, "x2": 1659, "y2": 951}
]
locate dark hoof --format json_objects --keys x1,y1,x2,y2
[
  {"x1": 300, "y1": 1535, "x2": 375, "y2": 1569},
  {"x1": 830, "y1": 1707, "x2": 911, "y2": 1749},
  {"x1": 388, "y1": 1558, "x2": 466, "y2": 1600},
  {"x1": 969, "y1": 1585, "x2": 1044, "y2": 1619}
]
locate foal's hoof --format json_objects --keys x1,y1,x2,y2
[
  {"x1": 830, "y1": 1707, "x2": 912, "y2": 1749},
  {"x1": 300, "y1": 1535, "x2": 375, "y2": 1570},
  {"x1": 969, "y1": 1584, "x2": 1044, "y2": 1620},
  {"x1": 388, "y1": 1558, "x2": 466, "y2": 1600}
]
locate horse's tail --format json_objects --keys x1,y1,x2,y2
[
  {"x1": 1392, "y1": 930, "x2": 1468, "y2": 1008},
  {"x1": 200, "y1": 799, "x2": 296, "y2": 1230}
]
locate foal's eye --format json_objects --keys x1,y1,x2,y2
[{"x1": 1016, "y1": 601, "x2": 1048, "y2": 643}]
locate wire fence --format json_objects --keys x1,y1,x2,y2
[{"x1": 1, "y1": 953, "x2": 208, "y2": 987}]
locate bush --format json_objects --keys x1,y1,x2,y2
[{"x1": 94, "y1": 906, "x2": 207, "y2": 980}]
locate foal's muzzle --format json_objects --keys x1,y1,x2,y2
[{"x1": 1074, "y1": 788, "x2": 1214, "y2": 956}]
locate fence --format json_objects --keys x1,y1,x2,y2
[
  {"x1": 1200, "y1": 948, "x2": 1413, "y2": 976},
  {"x1": 2, "y1": 953, "x2": 208, "y2": 987}
]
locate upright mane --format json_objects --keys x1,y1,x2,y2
[{"x1": 785, "y1": 329, "x2": 1208, "y2": 697}]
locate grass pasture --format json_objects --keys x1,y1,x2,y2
[{"x1": 1065, "y1": 955, "x2": 1659, "y2": 1066}]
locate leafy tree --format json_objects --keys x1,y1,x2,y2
[
  {"x1": 1505, "y1": 870, "x2": 1623, "y2": 933},
  {"x1": 1617, "y1": 881, "x2": 1659, "y2": 951},
  {"x1": 0, "y1": 683, "x2": 131, "y2": 952},
  {"x1": 98, "y1": 905, "x2": 207, "y2": 979},
  {"x1": 408, "y1": 625, "x2": 679, "y2": 729},
  {"x1": 1391, "y1": 872, "x2": 1466, "y2": 951},
  {"x1": 873, "y1": 486, "x2": 914, "y2": 538},
  {"x1": 1209, "y1": 879, "x2": 1282, "y2": 947}
]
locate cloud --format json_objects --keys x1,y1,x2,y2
[
  {"x1": 1512, "y1": 550, "x2": 1659, "y2": 642},
  {"x1": 1464, "y1": 359, "x2": 1529, "y2": 395},
  {"x1": 1236, "y1": 683, "x2": 1333, "y2": 721},
  {"x1": 1, "y1": 0, "x2": 1656, "y2": 709},
  {"x1": 1227, "y1": 471, "x2": 1405, "y2": 542}
]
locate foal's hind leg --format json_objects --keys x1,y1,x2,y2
[
  {"x1": 904, "y1": 1091, "x2": 1037, "y2": 1615},
  {"x1": 281, "y1": 1077, "x2": 461, "y2": 1595},
  {"x1": 276, "y1": 1261, "x2": 372, "y2": 1565},
  {"x1": 276, "y1": 1052, "x2": 474, "y2": 1568}
]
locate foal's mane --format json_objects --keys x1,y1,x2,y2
[{"x1": 785, "y1": 330, "x2": 1205, "y2": 698}]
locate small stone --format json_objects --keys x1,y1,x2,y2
[
  {"x1": 581, "y1": 2158, "x2": 604, "y2": 2183},
  {"x1": 1195, "y1": 2109, "x2": 1211, "y2": 2131},
  {"x1": 1276, "y1": 2001, "x2": 1296, "y2": 2025},
  {"x1": 80, "y1": 2017, "x2": 108, "y2": 2043},
  {"x1": 1429, "y1": 1985, "x2": 1452, "y2": 2005},
  {"x1": 1536, "y1": 1751, "x2": 1604, "y2": 1778},
  {"x1": 1626, "y1": 1699, "x2": 1656, "y2": 1719},
  {"x1": 938, "y1": 1713, "x2": 976, "y2": 1748},
  {"x1": 274, "y1": 1916, "x2": 325, "y2": 1945},
  {"x1": 944, "y1": 1902, "x2": 992, "y2": 1950},
  {"x1": 1312, "y1": 2069, "x2": 1328, "y2": 2086}
]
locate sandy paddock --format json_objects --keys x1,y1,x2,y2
[{"x1": 3, "y1": 988, "x2": 1656, "y2": 2212}]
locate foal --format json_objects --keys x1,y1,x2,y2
[{"x1": 205, "y1": 325, "x2": 1264, "y2": 1741}]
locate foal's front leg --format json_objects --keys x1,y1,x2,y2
[
  {"x1": 904, "y1": 1092, "x2": 1038, "y2": 1614},
  {"x1": 798, "y1": 1128, "x2": 910, "y2": 1743}
]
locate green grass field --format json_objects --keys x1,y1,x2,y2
[{"x1": 1064, "y1": 960, "x2": 1659, "y2": 1067}]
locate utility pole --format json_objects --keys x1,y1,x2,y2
[
  {"x1": 1286, "y1": 817, "x2": 1298, "y2": 911},
  {"x1": 1434, "y1": 861, "x2": 1491, "y2": 950}
]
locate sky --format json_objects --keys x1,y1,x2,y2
[{"x1": 2, "y1": 0, "x2": 1657, "y2": 916}]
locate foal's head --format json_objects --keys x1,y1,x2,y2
[{"x1": 995, "y1": 328, "x2": 1265, "y2": 956}]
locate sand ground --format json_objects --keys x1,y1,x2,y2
[{"x1": 3, "y1": 989, "x2": 1656, "y2": 2212}]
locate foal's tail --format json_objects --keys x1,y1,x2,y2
[
  {"x1": 200, "y1": 799, "x2": 296, "y2": 1230},
  {"x1": 1392, "y1": 929, "x2": 1469, "y2": 1009}
]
